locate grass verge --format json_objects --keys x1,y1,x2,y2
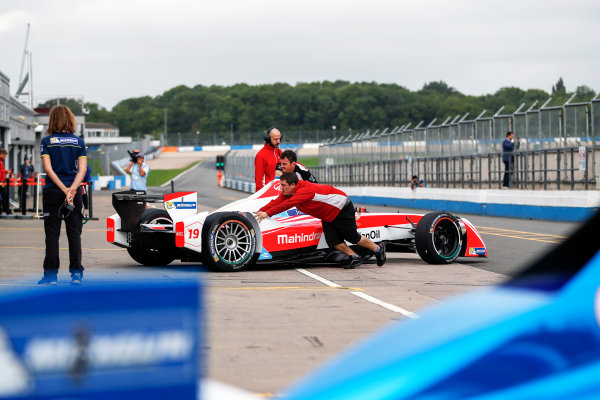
[
  {"x1": 147, "y1": 162, "x2": 199, "y2": 187},
  {"x1": 298, "y1": 157, "x2": 319, "y2": 167}
]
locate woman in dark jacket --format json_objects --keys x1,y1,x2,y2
[{"x1": 38, "y1": 105, "x2": 87, "y2": 285}]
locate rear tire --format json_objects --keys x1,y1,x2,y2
[
  {"x1": 127, "y1": 208, "x2": 176, "y2": 266},
  {"x1": 201, "y1": 212, "x2": 258, "y2": 272},
  {"x1": 415, "y1": 212, "x2": 462, "y2": 264}
]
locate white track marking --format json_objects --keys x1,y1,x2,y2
[
  {"x1": 296, "y1": 268, "x2": 341, "y2": 288},
  {"x1": 160, "y1": 162, "x2": 202, "y2": 187},
  {"x1": 351, "y1": 291, "x2": 418, "y2": 319},
  {"x1": 295, "y1": 268, "x2": 419, "y2": 318}
]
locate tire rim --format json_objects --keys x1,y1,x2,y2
[
  {"x1": 149, "y1": 216, "x2": 172, "y2": 225},
  {"x1": 432, "y1": 217, "x2": 461, "y2": 259},
  {"x1": 215, "y1": 220, "x2": 252, "y2": 265}
]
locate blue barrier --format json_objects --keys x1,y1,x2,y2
[
  {"x1": 0, "y1": 279, "x2": 201, "y2": 399},
  {"x1": 349, "y1": 195, "x2": 598, "y2": 223},
  {"x1": 115, "y1": 176, "x2": 126, "y2": 186}
]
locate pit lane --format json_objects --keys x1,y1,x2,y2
[{"x1": 0, "y1": 161, "x2": 580, "y2": 396}]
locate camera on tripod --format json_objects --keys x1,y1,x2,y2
[{"x1": 127, "y1": 150, "x2": 140, "y2": 163}]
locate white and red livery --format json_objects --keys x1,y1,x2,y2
[{"x1": 107, "y1": 180, "x2": 487, "y2": 272}]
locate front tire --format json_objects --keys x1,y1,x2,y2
[
  {"x1": 201, "y1": 212, "x2": 258, "y2": 272},
  {"x1": 127, "y1": 208, "x2": 176, "y2": 266},
  {"x1": 415, "y1": 212, "x2": 462, "y2": 264}
]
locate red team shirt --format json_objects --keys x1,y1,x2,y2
[
  {"x1": 259, "y1": 181, "x2": 349, "y2": 222},
  {"x1": 254, "y1": 142, "x2": 282, "y2": 191}
]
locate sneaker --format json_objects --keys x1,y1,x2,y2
[
  {"x1": 71, "y1": 272, "x2": 83, "y2": 286},
  {"x1": 344, "y1": 254, "x2": 363, "y2": 269},
  {"x1": 374, "y1": 243, "x2": 387, "y2": 267},
  {"x1": 38, "y1": 272, "x2": 58, "y2": 285}
]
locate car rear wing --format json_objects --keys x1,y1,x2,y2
[{"x1": 112, "y1": 190, "x2": 198, "y2": 231}]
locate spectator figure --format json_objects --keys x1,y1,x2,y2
[
  {"x1": 410, "y1": 175, "x2": 427, "y2": 189},
  {"x1": 279, "y1": 149, "x2": 318, "y2": 183},
  {"x1": 502, "y1": 131, "x2": 519, "y2": 188},
  {"x1": 0, "y1": 149, "x2": 11, "y2": 215},
  {"x1": 39, "y1": 105, "x2": 87, "y2": 285},
  {"x1": 255, "y1": 172, "x2": 386, "y2": 269},
  {"x1": 254, "y1": 126, "x2": 282, "y2": 191},
  {"x1": 19, "y1": 157, "x2": 35, "y2": 198},
  {"x1": 126, "y1": 153, "x2": 150, "y2": 191}
]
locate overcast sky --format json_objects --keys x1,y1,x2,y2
[{"x1": 1, "y1": 0, "x2": 598, "y2": 110}]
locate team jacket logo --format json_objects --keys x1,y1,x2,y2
[
  {"x1": 277, "y1": 232, "x2": 321, "y2": 244},
  {"x1": 49, "y1": 137, "x2": 79, "y2": 145}
]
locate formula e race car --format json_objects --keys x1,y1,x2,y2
[{"x1": 107, "y1": 180, "x2": 487, "y2": 272}]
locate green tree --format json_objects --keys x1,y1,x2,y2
[
  {"x1": 552, "y1": 77, "x2": 566, "y2": 95},
  {"x1": 77, "y1": 79, "x2": 596, "y2": 139},
  {"x1": 574, "y1": 85, "x2": 596, "y2": 101}
]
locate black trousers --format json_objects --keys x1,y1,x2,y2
[
  {"x1": 503, "y1": 159, "x2": 513, "y2": 188},
  {"x1": 43, "y1": 185, "x2": 84, "y2": 273},
  {"x1": 0, "y1": 184, "x2": 9, "y2": 214},
  {"x1": 322, "y1": 200, "x2": 362, "y2": 247}
]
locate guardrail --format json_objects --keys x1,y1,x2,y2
[
  {"x1": 312, "y1": 146, "x2": 599, "y2": 190},
  {"x1": 318, "y1": 98, "x2": 600, "y2": 166}
]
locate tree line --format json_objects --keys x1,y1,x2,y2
[{"x1": 40, "y1": 78, "x2": 596, "y2": 140}]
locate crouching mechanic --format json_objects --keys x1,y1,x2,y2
[{"x1": 255, "y1": 172, "x2": 386, "y2": 269}]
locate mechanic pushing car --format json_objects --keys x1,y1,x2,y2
[{"x1": 255, "y1": 172, "x2": 386, "y2": 269}]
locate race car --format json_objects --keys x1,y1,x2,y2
[{"x1": 107, "y1": 179, "x2": 487, "y2": 272}]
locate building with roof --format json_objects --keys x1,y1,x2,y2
[{"x1": 83, "y1": 122, "x2": 131, "y2": 144}]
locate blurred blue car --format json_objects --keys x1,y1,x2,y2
[{"x1": 284, "y1": 211, "x2": 600, "y2": 399}]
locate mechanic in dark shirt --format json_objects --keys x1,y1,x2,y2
[
  {"x1": 38, "y1": 105, "x2": 87, "y2": 285},
  {"x1": 278, "y1": 149, "x2": 318, "y2": 183},
  {"x1": 255, "y1": 172, "x2": 386, "y2": 269},
  {"x1": 19, "y1": 157, "x2": 35, "y2": 199}
]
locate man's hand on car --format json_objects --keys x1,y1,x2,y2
[{"x1": 254, "y1": 211, "x2": 268, "y2": 222}]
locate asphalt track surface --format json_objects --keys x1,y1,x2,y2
[{"x1": 0, "y1": 160, "x2": 582, "y2": 396}]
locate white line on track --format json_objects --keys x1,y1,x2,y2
[
  {"x1": 295, "y1": 268, "x2": 419, "y2": 319},
  {"x1": 160, "y1": 161, "x2": 203, "y2": 187},
  {"x1": 350, "y1": 291, "x2": 418, "y2": 319},
  {"x1": 296, "y1": 268, "x2": 341, "y2": 288}
]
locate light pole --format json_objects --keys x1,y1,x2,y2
[{"x1": 230, "y1": 122, "x2": 234, "y2": 145}]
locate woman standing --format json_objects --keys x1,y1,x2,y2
[{"x1": 38, "y1": 105, "x2": 87, "y2": 285}]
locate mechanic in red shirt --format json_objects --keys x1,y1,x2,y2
[
  {"x1": 254, "y1": 126, "x2": 282, "y2": 191},
  {"x1": 255, "y1": 172, "x2": 386, "y2": 269}
]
